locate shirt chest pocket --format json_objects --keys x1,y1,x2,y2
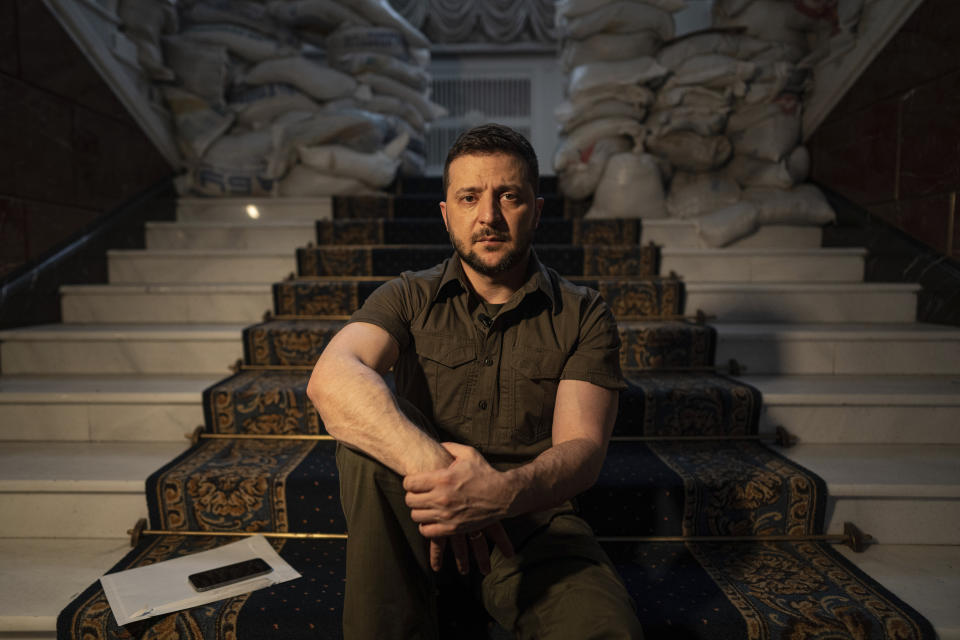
[
  {"x1": 416, "y1": 338, "x2": 476, "y2": 428},
  {"x1": 509, "y1": 349, "x2": 567, "y2": 445}
]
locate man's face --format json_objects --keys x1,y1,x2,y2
[{"x1": 440, "y1": 153, "x2": 543, "y2": 278}]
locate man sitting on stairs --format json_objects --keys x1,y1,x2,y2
[{"x1": 308, "y1": 124, "x2": 643, "y2": 639}]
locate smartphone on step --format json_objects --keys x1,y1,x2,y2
[{"x1": 188, "y1": 557, "x2": 273, "y2": 592}]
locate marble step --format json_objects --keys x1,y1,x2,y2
[
  {"x1": 661, "y1": 247, "x2": 865, "y2": 282},
  {"x1": 146, "y1": 221, "x2": 315, "y2": 250},
  {"x1": 61, "y1": 283, "x2": 272, "y2": 324},
  {"x1": 834, "y1": 544, "x2": 960, "y2": 640},
  {"x1": 176, "y1": 197, "x2": 332, "y2": 222},
  {"x1": 642, "y1": 220, "x2": 824, "y2": 249},
  {"x1": 0, "y1": 541, "x2": 955, "y2": 640},
  {"x1": 782, "y1": 444, "x2": 960, "y2": 545},
  {"x1": 716, "y1": 323, "x2": 960, "y2": 375},
  {"x1": 685, "y1": 282, "x2": 920, "y2": 323},
  {"x1": 0, "y1": 537, "x2": 130, "y2": 638},
  {"x1": 0, "y1": 325, "x2": 244, "y2": 375},
  {"x1": 747, "y1": 375, "x2": 960, "y2": 444},
  {"x1": 107, "y1": 249, "x2": 296, "y2": 284},
  {"x1": 0, "y1": 442, "x2": 188, "y2": 538},
  {"x1": 0, "y1": 374, "x2": 217, "y2": 442}
]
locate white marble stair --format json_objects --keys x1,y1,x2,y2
[
  {"x1": 107, "y1": 249, "x2": 296, "y2": 284},
  {"x1": 747, "y1": 375, "x2": 960, "y2": 444},
  {"x1": 686, "y1": 282, "x2": 920, "y2": 323},
  {"x1": 0, "y1": 442, "x2": 188, "y2": 539},
  {"x1": 0, "y1": 325, "x2": 244, "y2": 375},
  {"x1": 146, "y1": 221, "x2": 316, "y2": 250},
  {"x1": 661, "y1": 247, "x2": 865, "y2": 282},
  {"x1": 61, "y1": 283, "x2": 272, "y2": 324},
  {"x1": 176, "y1": 196, "x2": 333, "y2": 222},
  {"x1": 0, "y1": 374, "x2": 217, "y2": 442},
  {"x1": 716, "y1": 323, "x2": 960, "y2": 375},
  {"x1": 782, "y1": 444, "x2": 960, "y2": 545},
  {"x1": 642, "y1": 220, "x2": 823, "y2": 249}
]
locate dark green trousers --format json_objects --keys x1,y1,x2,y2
[{"x1": 335, "y1": 442, "x2": 643, "y2": 639}]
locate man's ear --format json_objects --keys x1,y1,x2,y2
[
  {"x1": 534, "y1": 197, "x2": 544, "y2": 228},
  {"x1": 439, "y1": 200, "x2": 449, "y2": 231}
]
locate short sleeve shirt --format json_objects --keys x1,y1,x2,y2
[{"x1": 349, "y1": 251, "x2": 625, "y2": 465}]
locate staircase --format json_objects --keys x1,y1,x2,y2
[{"x1": 1, "y1": 182, "x2": 958, "y2": 638}]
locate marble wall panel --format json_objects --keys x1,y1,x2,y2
[
  {"x1": 897, "y1": 194, "x2": 953, "y2": 255},
  {"x1": 22, "y1": 199, "x2": 103, "y2": 262},
  {"x1": 0, "y1": 1, "x2": 18, "y2": 76},
  {"x1": 16, "y1": 0, "x2": 135, "y2": 122},
  {"x1": 0, "y1": 198, "x2": 27, "y2": 278},
  {"x1": 809, "y1": 98, "x2": 899, "y2": 205},
  {"x1": 898, "y1": 70, "x2": 960, "y2": 199},
  {"x1": 830, "y1": 0, "x2": 960, "y2": 119}
]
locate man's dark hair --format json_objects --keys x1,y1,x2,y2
[{"x1": 442, "y1": 123, "x2": 539, "y2": 198}]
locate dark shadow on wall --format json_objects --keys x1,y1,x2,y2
[
  {"x1": 819, "y1": 184, "x2": 960, "y2": 327},
  {"x1": 0, "y1": 179, "x2": 176, "y2": 330}
]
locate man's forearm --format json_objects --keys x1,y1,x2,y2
[
  {"x1": 308, "y1": 350, "x2": 451, "y2": 476},
  {"x1": 501, "y1": 437, "x2": 605, "y2": 517}
]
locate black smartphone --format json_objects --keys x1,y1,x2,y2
[{"x1": 188, "y1": 557, "x2": 273, "y2": 592}]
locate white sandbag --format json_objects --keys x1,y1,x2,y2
[
  {"x1": 726, "y1": 98, "x2": 801, "y2": 162},
  {"x1": 587, "y1": 152, "x2": 667, "y2": 219},
  {"x1": 666, "y1": 171, "x2": 741, "y2": 219},
  {"x1": 278, "y1": 164, "x2": 371, "y2": 196},
  {"x1": 646, "y1": 131, "x2": 732, "y2": 172},
  {"x1": 326, "y1": 26, "x2": 409, "y2": 59},
  {"x1": 557, "y1": 0, "x2": 687, "y2": 19},
  {"x1": 786, "y1": 145, "x2": 810, "y2": 183},
  {"x1": 559, "y1": 2, "x2": 675, "y2": 40},
  {"x1": 558, "y1": 136, "x2": 633, "y2": 200},
  {"x1": 351, "y1": 94, "x2": 426, "y2": 132},
  {"x1": 119, "y1": 0, "x2": 177, "y2": 80},
  {"x1": 297, "y1": 132, "x2": 408, "y2": 188},
  {"x1": 742, "y1": 61, "x2": 800, "y2": 104},
  {"x1": 184, "y1": 163, "x2": 278, "y2": 196},
  {"x1": 669, "y1": 54, "x2": 757, "y2": 90},
  {"x1": 268, "y1": 0, "x2": 369, "y2": 34},
  {"x1": 723, "y1": 147, "x2": 809, "y2": 189},
  {"x1": 243, "y1": 57, "x2": 359, "y2": 102},
  {"x1": 657, "y1": 32, "x2": 772, "y2": 69},
  {"x1": 568, "y1": 58, "x2": 670, "y2": 102},
  {"x1": 332, "y1": 52, "x2": 429, "y2": 91},
  {"x1": 647, "y1": 106, "x2": 729, "y2": 137},
  {"x1": 654, "y1": 85, "x2": 732, "y2": 111},
  {"x1": 560, "y1": 31, "x2": 660, "y2": 71},
  {"x1": 229, "y1": 84, "x2": 322, "y2": 126},
  {"x1": 203, "y1": 126, "x2": 293, "y2": 179},
  {"x1": 554, "y1": 117, "x2": 646, "y2": 173},
  {"x1": 162, "y1": 87, "x2": 235, "y2": 159},
  {"x1": 743, "y1": 184, "x2": 836, "y2": 225},
  {"x1": 357, "y1": 72, "x2": 446, "y2": 120},
  {"x1": 696, "y1": 201, "x2": 759, "y2": 247},
  {"x1": 713, "y1": 0, "x2": 817, "y2": 49},
  {"x1": 712, "y1": 0, "x2": 755, "y2": 18},
  {"x1": 163, "y1": 37, "x2": 230, "y2": 108},
  {"x1": 556, "y1": 99, "x2": 647, "y2": 134},
  {"x1": 348, "y1": 0, "x2": 431, "y2": 49},
  {"x1": 179, "y1": 24, "x2": 298, "y2": 61},
  {"x1": 283, "y1": 109, "x2": 392, "y2": 152},
  {"x1": 569, "y1": 84, "x2": 656, "y2": 114},
  {"x1": 182, "y1": 0, "x2": 293, "y2": 40}
]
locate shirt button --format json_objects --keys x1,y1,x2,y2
[
  {"x1": 483, "y1": 357, "x2": 494, "y2": 367},
  {"x1": 478, "y1": 400, "x2": 488, "y2": 410}
]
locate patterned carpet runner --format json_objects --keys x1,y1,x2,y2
[{"x1": 59, "y1": 187, "x2": 934, "y2": 639}]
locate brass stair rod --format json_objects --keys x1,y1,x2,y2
[
  {"x1": 128, "y1": 520, "x2": 871, "y2": 552},
  {"x1": 189, "y1": 426, "x2": 796, "y2": 447}
]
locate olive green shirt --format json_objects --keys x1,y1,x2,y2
[{"x1": 349, "y1": 250, "x2": 626, "y2": 466}]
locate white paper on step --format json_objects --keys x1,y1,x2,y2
[{"x1": 100, "y1": 534, "x2": 301, "y2": 626}]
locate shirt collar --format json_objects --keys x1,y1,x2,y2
[{"x1": 433, "y1": 250, "x2": 558, "y2": 312}]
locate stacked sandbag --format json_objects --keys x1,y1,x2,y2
[
  {"x1": 554, "y1": 0, "x2": 843, "y2": 243},
  {"x1": 116, "y1": 0, "x2": 442, "y2": 197},
  {"x1": 553, "y1": 0, "x2": 682, "y2": 215}
]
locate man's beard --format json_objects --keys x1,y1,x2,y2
[{"x1": 450, "y1": 227, "x2": 532, "y2": 276}]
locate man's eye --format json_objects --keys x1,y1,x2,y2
[
  {"x1": 502, "y1": 193, "x2": 518, "y2": 202},
  {"x1": 462, "y1": 195, "x2": 476, "y2": 203}
]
